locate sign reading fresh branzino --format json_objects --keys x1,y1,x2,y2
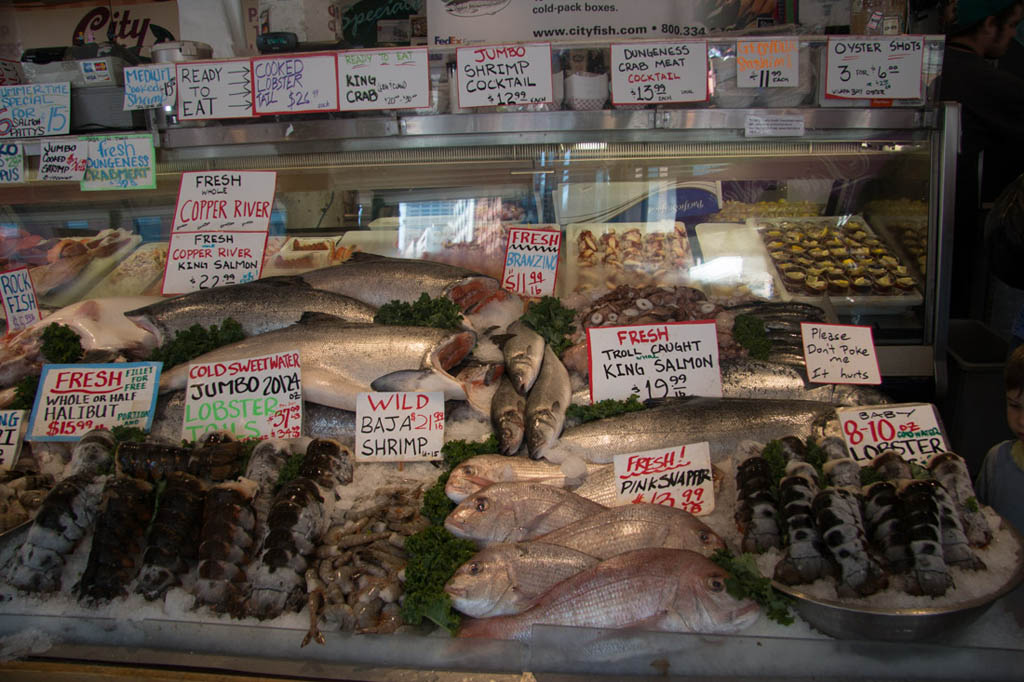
[{"x1": 502, "y1": 226, "x2": 560, "y2": 297}]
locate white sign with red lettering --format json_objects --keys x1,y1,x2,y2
[
  {"x1": 610, "y1": 41, "x2": 708, "y2": 105},
  {"x1": 182, "y1": 350, "x2": 302, "y2": 442},
  {"x1": 27, "y1": 362, "x2": 162, "y2": 441},
  {"x1": 162, "y1": 231, "x2": 268, "y2": 295},
  {"x1": 456, "y1": 43, "x2": 553, "y2": 108},
  {"x1": 587, "y1": 321, "x2": 722, "y2": 403},
  {"x1": 0, "y1": 266, "x2": 40, "y2": 331},
  {"x1": 172, "y1": 171, "x2": 276, "y2": 232},
  {"x1": 501, "y1": 226, "x2": 561, "y2": 298},
  {"x1": 355, "y1": 392, "x2": 445, "y2": 462},
  {"x1": 801, "y1": 322, "x2": 882, "y2": 385},
  {"x1": 614, "y1": 441, "x2": 714, "y2": 515},
  {"x1": 836, "y1": 403, "x2": 947, "y2": 466}
]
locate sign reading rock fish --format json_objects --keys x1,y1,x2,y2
[
  {"x1": 614, "y1": 442, "x2": 714, "y2": 515},
  {"x1": 0, "y1": 266, "x2": 40, "y2": 331},
  {"x1": 182, "y1": 350, "x2": 302, "y2": 442},
  {"x1": 587, "y1": 321, "x2": 722, "y2": 402},
  {"x1": 836, "y1": 402, "x2": 948, "y2": 466},
  {"x1": 356, "y1": 391, "x2": 444, "y2": 462},
  {"x1": 502, "y1": 226, "x2": 561, "y2": 298}
]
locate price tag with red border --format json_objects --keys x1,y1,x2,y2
[
  {"x1": 614, "y1": 441, "x2": 714, "y2": 515},
  {"x1": 836, "y1": 402, "x2": 947, "y2": 466},
  {"x1": 502, "y1": 226, "x2": 561, "y2": 298}
]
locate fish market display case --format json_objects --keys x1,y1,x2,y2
[{"x1": 4, "y1": 35, "x2": 1022, "y2": 681}]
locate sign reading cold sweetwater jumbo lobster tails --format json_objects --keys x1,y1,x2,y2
[{"x1": 27, "y1": 362, "x2": 162, "y2": 441}]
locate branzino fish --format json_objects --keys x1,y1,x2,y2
[
  {"x1": 159, "y1": 316, "x2": 477, "y2": 411},
  {"x1": 445, "y1": 455, "x2": 607, "y2": 503},
  {"x1": 457, "y1": 548, "x2": 759, "y2": 640},
  {"x1": 491, "y1": 376, "x2": 526, "y2": 456},
  {"x1": 534, "y1": 503, "x2": 726, "y2": 559},
  {"x1": 300, "y1": 252, "x2": 501, "y2": 312},
  {"x1": 445, "y1": 481, "x2": 605, "y2": 546},
  {"x1": 501, "y1": 320, "x2": 546, "y2": 394},
  {"x1": 720, "y1": 358, "x2": 890, "y2": 406},
  {"x1": 525, "y1": 345, "x2": 571, "y2": 460},
  {"x1": 445, "y1": 541, "x2": 599, "y2": 618},
  {"x1": 556, "y1": 398, "x2": 840, "y2": 464},
  {"x1": 125, "y1": 278, "x2": 376, "y2": 346}
]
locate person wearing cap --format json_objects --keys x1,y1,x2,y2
[{"x1": 940, "y1": 0, "x2": 1024, "y2": 316}]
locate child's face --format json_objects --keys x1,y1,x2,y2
[{"x1": 1008, "y1": 389, "x2": 1024, "y2": 443}]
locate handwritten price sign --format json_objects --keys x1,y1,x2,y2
[
  {"x1": 182, "y1": 350, "x2": 302, "y2": 441},
  {"x1": 0, "y1": 266, "x2": 40, "y2": 331},
  {"x1": 456, "y1": 43, "x2": 553, "y2": 108},
  {"x1": 836, "y1": 402, "x2": 947, "y2": 465},
  {"x1": 614, "y1": 441, "x2": 714, "y2": 515},
  {"x1": 610, "y1": 41, "x2": 708, "y2": 104},
  {"x1": 356, "y1": 391, "x2": 444, "y2": 462},
  {"x1": 0, "y1": 410, "x2": 26, "y2": 468},
  {"x1": 826, "y1": 36, "x2": 924, "y2": 100},
  {"x1": 39, "y1": 138, "x2": 89, "y2": 181},
  {"x1": 27, "y1": 362, "x2": 162, "y2": 441},
  {"x1": 502, "y1": 226, "x2": 561, "y2": 298},
  {"x1": 737, "y1": 38, "x2": 798, "y2": 88}
]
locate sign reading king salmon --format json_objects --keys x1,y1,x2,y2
[
  {"x1": 613, "y1": 441, "x2": 714, "y2": 515},
  {"x1": 356, "y1": 391, "x2": 444, "y2": 462},
  {"x1": 27, "y1": 362, "x2": 162, "y2": 441}
]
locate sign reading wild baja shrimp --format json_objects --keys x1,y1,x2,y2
[
  {"x1": 337, "y1": 47, "x2": 430, "y2": 111},
  {"x1": 182, "y1": 350, "x2": 302, "y2": 442},
  {"x1": 836, "y1": 402, "x2": 947, "y2": 465},
  {"x1": 801, "y1": 322, "x2": 881, "y2": 385},
  {"x1": 610, "y1": 41, "x2": 708, "y2": 105},
  {"x1": 0, "y1": 266, "x2": 40, "y2": 331},
  {"x1": 0, "y1": 410, "x2": 27, "y2": 468},
  {"x1": 355, "y1": 391, "x2": 444, "y2": 462},
  {"x1": 614, "y1": 441, "x2": 714, "y2": 515},
  {"x1": 456, "y1": 43, "x2": 552, "y2": 108},
  {"x1": 27, "y1": 362, "x2": 162, "y2": 442},
  {"x1": 587, "y1": 321, "x2": 722, "y2": 403},
  {"x1": 502, "y1": 226, "x2": 561, "y2": 298}
]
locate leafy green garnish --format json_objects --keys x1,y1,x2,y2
[
  {"x1": 859, "y1": 465, "x2": 884, "y2": 486},
  {"x1": 148, "y1": 318, "x2": 245, "y2": 369},
  {"x1": 566, "y1": 394, "x2": 646, "y2": 424},
  {"x1": 110, "y1": 426, "x2": 147, "y2": 444},
  {"x1": 761, "y1": 440, "x2": 787, "y2": 485},
  {"x1": 521, "y1": 296, "x2": 576, "y2": 356},
  {"x1": 804, "y1": 437, "x2": 827, "y2": 481},
  {"x1": 733, "y1": 314, "x2": 771, "y2": 361},
  {"x1": 40, "y1": 323, "x2": 84, "y2": 363},
  {"x1": 400, "y1": 525, "x2": 478, "y2": 633},
  {"x1": 909, "y1": 463, "x2": 930, "y2": 480},
  {"x1": 374, "y1": 293, "x2": 463, "y2": 330},
  {"x1": 10, "y1": 375, "x2": 39, "y2": 410},
  {"x1": 275, "y1": 452, "x2": 305, "y2": 491},
  {"x1": 711, "y1": 548, "x2": 794, "y2": 626},
  {"x1": 421, "y1": 435, "x2": 500, "y2": 525},
  {"x1": 966, "y1": 496, "x2": 980, "y2": 513}
]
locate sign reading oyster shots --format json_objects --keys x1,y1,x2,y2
[
  {"x1": 737, "y1": 38, "x2": 799, "y2": 88},
  {"x1": 614, "y1": 442, "x2": 714, "y2": 515},
  {"x1": 164, "y1": 170, "x2": 276, "y2": 295},
  {"x1": 356, "y1": 392, "x2": 445, "y2": 462},
  {"x1": 825, "y1": 36, "x2": 924, "y2": 100},
  {"x1": 252, "y1": 53, "x2": 340, "y2": 115},
  {"x1": 27, "y1": 362, "x2": 162, "y2": 441},
  {"x1": 456, "y1": 43, "x2": 553, "y2": 108},
  {"x1": 610, "y1": 41, "x2": 708, "y2": 105},
  {"x1": 502, "y1": 226, "x2": 561, "y2": 298},
  {"x1": 587, "y1": 321, "x2": 722, "y2": 403},
  {"x1": 0, "y1": 142, "x2": 22, "y2": 184},
  {"x1": 182, "y1": 351, "x2": 302, "y2": 442},
  {"x1": 836, "y1": 403, "x2": 947, "y2": 465},
  {"x1": 39, "y1": 138, "x2": 89, "y2": 181},
  {"x1": 177, "y1": 59, "x2": 253, "y2": 120},
  {"x1": 338, "y1": 47, "x2": 430, "y2": 110},
  {"x1": 123, "y1": 63, "x2": 177, "y2": 111},
  {"x1": 80, "y1": 134, "x2": 156, "y2": 191},
  {"x1": 801, "y1": 322, "x2": 882, "y2": 385},
  {"x1": 0, "y1": 82, "x2": 70, "y2": 138},
  {"x1": 0, "y1": 410, "x2": 26, "y2": 468},
  {"x1": 0, "y1": 266, "x2": 40, "y2": 331}
]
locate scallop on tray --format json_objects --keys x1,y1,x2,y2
[
  {"x1": 752, "y1": 216, "x2": 923, "y2": 310},
  {"x1": 564, "y1": 222, "x2": 695, "y2": 295}
]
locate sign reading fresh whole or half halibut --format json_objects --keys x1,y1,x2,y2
[
  {"x1": 614, "y1": 441, "x2": 714, "y2": 515},
  {"x1": 502, "y1": 226, "x2": 561, "y2": 297},
  {"x1": 456, "y1": 43, "x2": 552, "y2": 108},
  {"x1": 836, "y1": 402, "x2": 947, "y2": 465},
  {"x1": 27, "y1": 362, "x2": 162, "y2": 441},
  {"x1": 587, "y1": 321, "x2": 722, "y2": 402},
  {"x1": 182, "y1": 350, "x2": 302, "y2": 442},
  {"x1": 356, "y1": 391, "x2": 444, "y2": 462},
  {"x1": 0, "y1": 266, "x2": 40, "y2": 331},
  {"x1": 337, "y1": 47, "x2": 430, "y2": 110},
  {"x1": 0, "y1": 410, "x2": 26, "y2": 468},
  {"x1": 801, "y1": 322, "x2": 881, "y2": 385},
  {"x1": 825, "y1": 36, "x2": 924, "y2": 100},
  {"x1": 610, "y1": 41, "x2": 708, "y2": 105}
]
